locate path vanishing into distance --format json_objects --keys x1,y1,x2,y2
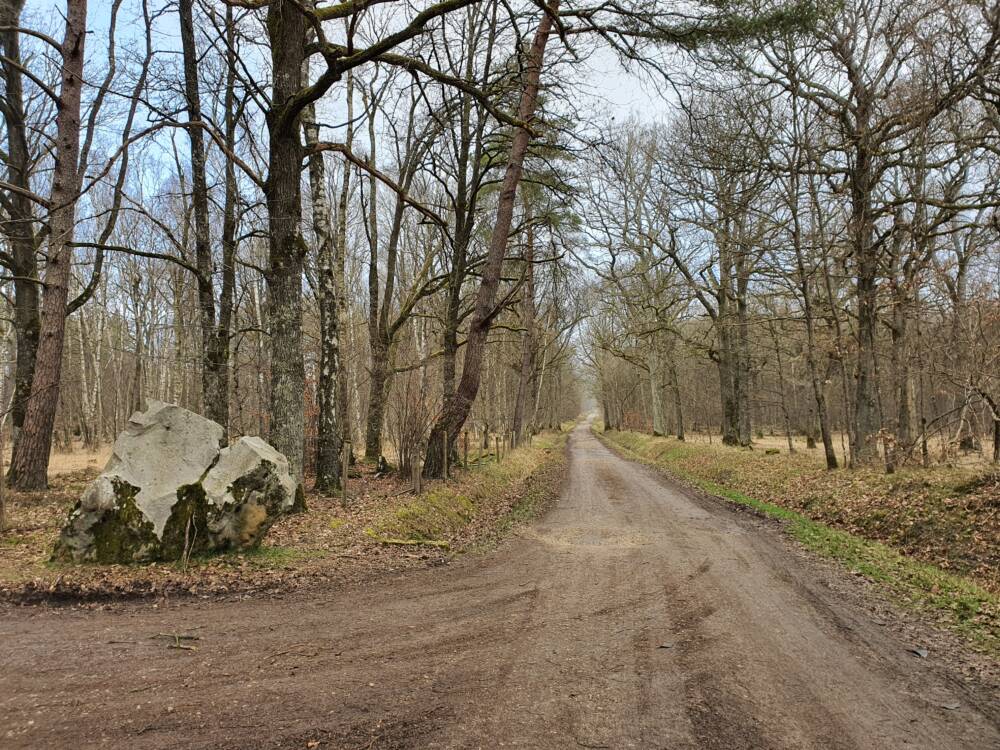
[{"x1": 3, "y1": 422, "x2": 998, "y2": 749}]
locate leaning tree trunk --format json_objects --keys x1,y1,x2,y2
[
  {"x1": 364, "y1": 185, "x2": 411, "y2": 461},
  {"x1": 423, "y1": 2, "x2": 556, "y2": 478},
  {"x1": 8, "y1": 0, "x2": 87, "y2": 490},
  {"x1": 264, "y1": 0, "x2": 307, "y2": 481}
]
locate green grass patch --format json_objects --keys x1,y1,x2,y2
[
  {"x1": 598, "y1": 428, "x2": 1000, "y2": 655},
  {"x1": 365, "y1": 431, "x2": 568, "y2": 549},
  {"x1": 328, "y1": 516, "x2": 347, "y2": 531},
  {"x1": 368, "y1": 489, "x2": 475, "y2": 545}
]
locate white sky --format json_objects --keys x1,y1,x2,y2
[{"x1": 23, "y1": 0, "x2": 675, "y2": 125}]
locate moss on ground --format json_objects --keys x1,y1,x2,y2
[{"x1": 369, "y1": 490, "x2": 475, "y2": 544}]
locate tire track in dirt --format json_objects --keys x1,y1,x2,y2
[{"x1": 1, "y1": 421, "x2": 997, "y2": 749}]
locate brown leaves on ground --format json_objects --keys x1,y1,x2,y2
[
  {"x1": 0, "y1": 435, "x2": 568, "y2": 606},
  {"x1": 614, "y1": 432, "x2": 1000, "y2": 596}
]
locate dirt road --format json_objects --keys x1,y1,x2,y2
[{"x1": 2, "y1": 423, "x2": 998, "y2": 749}]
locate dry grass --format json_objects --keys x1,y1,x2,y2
[
  {"x1": 2, "y1": 443, "x2": 112, "y2": 476},
  {"x1": 599, "y1": 428, "x2": 1000, "y2": 654},
  {"x1": 677, "y1": 430, "x2": 994, "y2": 470},
  {"x1": 0, "y1": 430, "x2": 568, "y2": 602},
  {"x1": 601, "y1": 429, "x2": 1000, "y2": 595}
]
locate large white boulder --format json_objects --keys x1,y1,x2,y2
[{"x1": 53, "y1": 401, "x2": 304, "y2": 563}]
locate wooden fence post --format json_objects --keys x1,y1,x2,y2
[
  {"x1": 463, "y1": 431, "x2": 469, "y2": 468},
  {"x1": 495, "y1": 435, "x2": 501, "y2": 463},
  {"x1": 412, "y1": 451, "x2": 422, "y2": 494}
]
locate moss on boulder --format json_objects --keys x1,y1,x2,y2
[{"x1": 52, "y1": 402, "x2": 301, "y2": 564}]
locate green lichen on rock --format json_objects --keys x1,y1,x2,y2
[
  {"x1": 53, "y1": 402, "x2": 302, "y2": 564},
  {"x1": 207, "y1": 460, "x2": 290, "y2": 551},
  {"x1": 159, "y1": 483, "x2": 211, "y2": 559},
  {"x1": 52, "y1": 477, "x2": 160, "y2": 564}
]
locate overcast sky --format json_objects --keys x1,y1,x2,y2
[{"x1": 22, "y1": 0, "x2": 673, "y2": 124}]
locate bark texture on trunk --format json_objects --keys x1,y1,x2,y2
[
  {"x1": 334, "y1": 85, "x2": 353, "y2": 454},
  {"x1": 0, "y1": 0, "x2": 40, "y2": 444},
  {"x1": 511, "y1": 213, "x2": 537, "y2": 442},
  {"x1": 264, "y1": 0, "x2": 307, "y2": 481},
  {"x1": 424, "y1": 2, "x2": 556, "y2": 477},
  {"x1": 179, "y1": 0, "x2": 228, "y2": 432},
  {"x1": 217, "y1": 5, "x2": 237, "y2": 434},
  {"x1": 668, "y1": 358, "x2": 684, "y2": 441},
  {"x1": 304, "y1": 67, "x2": 348, "y2": 492},
  {"x1": 850, "y1": 145, "x2": 882, "y2": 466},
  {"x1": 647, "y1": 345, "x2": 665, "y2": 437},
  {"x1": 8, "y1": 0, "x2": 87, "y2": 490}
]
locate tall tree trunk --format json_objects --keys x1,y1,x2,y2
[
  {"x1": 646, "y1": 343, "x2": 665, "y2": 437},
  {"x1": 8, "y1": 0, "x2": 87, "y2": 490},
  {"x1": 179, "y1": 0, "x2": 227, "y2": 431},
  {"x1": 792, "y1": 213, "x2": 837, "y2": 469},
  {"x1": 769, "y1": 321, "x2": 795, "y2": 454},
  {"x1": 890, "y1": 291, "x2": 914, "y2": 455},
  {"x1": 364, "y1": 342, "x2": 391, "y2": 459},
  {"x1": 364, "y1": 182, "x2": 412, "y2": 460},
  {"x1": 851, "y1": 145, "x2": 882, "y2": 465},
  {"x1": 787, "y1": 75, "x2": 837, "y2": 468},
  {"x1": 264, "y1": 0, "x2": 306, "y2": 481},
  {"x1": 424, "y1": 1, "x2": 556, "y2": 477},
  {"x1": 668, "y1": 357, "x2": 684, "y2": 441},
  {"x1": 981, "y1": 392, "x2": 1000, "y2": 465},
  {"x1": 715, "y1": 299, "x2": 739, "y2": 446},
  {"x1": 304, "y1": 67, "x2": 347, "y2": 492},
  {"x1": 511, "y1": 209, "x2": 536, "y2": 442},
  {"x1": 735, "y1": 259, "x2": 753, "y2": 446},
  {"x1": 334, "y1": 74, "x2": 354, "y2": 455},
  {"x1": 216, "y1": 5, "x2": 237, "y2": 434},
  {"x1": 0, "y1": 0, "x2": 40, "y2": 447}
]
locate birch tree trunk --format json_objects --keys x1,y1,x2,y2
[{"x1": 304, "y1": 65, "x2": 348, "y2": 492}]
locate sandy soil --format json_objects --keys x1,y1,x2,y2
[{"x1": 1, "y1": 422, "x2": 997, "y2": 749}]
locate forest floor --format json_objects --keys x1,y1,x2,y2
[
  {"x1": 0, "y1": 430, "x2": 568, "y2": 602},
  {"x1": 1, "y1": 420, "x2": 998, "y2": 749},
  {"x1": 598, "y1": 429, "x2": 1000, "y2": 656}
]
